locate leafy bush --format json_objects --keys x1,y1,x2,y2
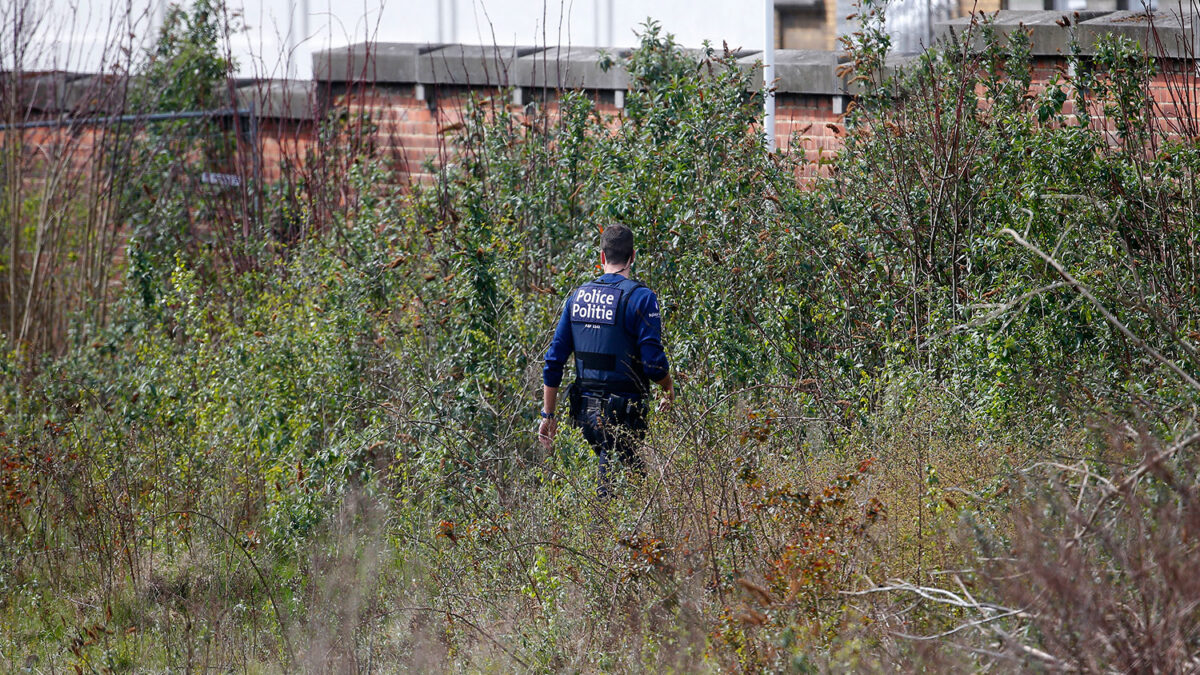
[{"x1": 830, "y1": 13, "x2": 1200, "y2": 427}]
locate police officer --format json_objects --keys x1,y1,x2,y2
[{"x1": 538, "y1": 224, "x2": 674, "y2": 497}]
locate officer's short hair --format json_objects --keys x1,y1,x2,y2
[{"x1": 601, "y1": 224, "x2": 635, "y2": 265}]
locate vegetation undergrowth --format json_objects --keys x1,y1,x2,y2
[{"x1": 2, "y1": 4, "x2": 1199, "y2": 671}]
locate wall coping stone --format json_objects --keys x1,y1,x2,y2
[
  {"x1": 309, "y1": 41, "x2": 953, "y2": 99},
  {"x1": 234, "y1": 80, "x2": 315, "y2": 121},
  {"x1": 0, "y1": 72, "x2": 92, "y2": 112},
  {"x1": 511, "y1": 46, "x2": 634, "y2": 89},
  {"x1": 62, "y1": 75, "x2": 130, "y2": 113},
  {"x1": 313, "y1": 42, "x2": 444, "y2": 84},
  {"x1": 1077, "y1": 10, "x2": 1199, "y2": 58},
  {"x1": 935, "y1": 9, "x2": 1197, "y2": 57},
  {"x1": 740, "y1": 49, "x2": 840, "y2": 93},
  {"x1": 314, "y1": 43, "x2": 766, "y2": 92},
  {"x1": 935, "y1": 10, "x2": 1113, "y2": 55},
  {"x1": 419, "y1": 44, "x2": 546, "y2": 87}
]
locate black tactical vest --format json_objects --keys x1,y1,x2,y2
[{"x1": 568, "y1": 277, "x2": 650, "y2": 396}]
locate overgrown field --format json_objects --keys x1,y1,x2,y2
[{"x1": 3, "y1": 7, "x2": 1200, "y2": 672}]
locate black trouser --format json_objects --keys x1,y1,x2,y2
[{"x1": 573, "y1": 392, "x2": 647, "y2": 498}]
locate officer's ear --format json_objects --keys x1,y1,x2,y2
[{"x1": 600, "y1": 251, "x2": 608, "y2": 266}]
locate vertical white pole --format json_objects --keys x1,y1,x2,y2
[
  {"x1": 300, "y1": 0, "x2": 309, "y2": 48},
  {"x1": 764, "y1": 0, "x2": 776, "y2": 151},
  {"x1": 606, "y1": 0, "x2": 614, "y2": 46},
  {"x1": 287, "y1": 0, "x2": 297, "y2": 79}
]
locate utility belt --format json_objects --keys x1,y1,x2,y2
[{"x1": 566, "y1": 380, "x2": 647, "y2": 426}]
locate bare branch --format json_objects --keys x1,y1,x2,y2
[{"x1": 1002, "y1": 227, "x2": 1200, "y2": 394}]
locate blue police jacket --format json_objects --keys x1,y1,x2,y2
[{"x1": 543, "y1": 273, "x2": 669, "y2": 396}]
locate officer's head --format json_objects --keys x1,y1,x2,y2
[{"x1": 600, "y1": 223, "x2": 635, "y2": 266}]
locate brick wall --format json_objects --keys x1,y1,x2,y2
[
  {"x1": 9, "y1": 117, "x2": 313, "y2": 186},
  {"x1": 319, "y1": 87, "x2": 847, "y2": 186},
  {"x1": 775, "y1": 94, "x2": 846, "y2": 180},
  {"x1": 10, "y1": 59, "x2": 1198, "y2": 194},
  {"x1": 330, "y1": 66, "x2": 1198, "y2": 188},
  {"x1": 281, "y1": 65, "x2": 1200, "y2": 188},
  {"x1": 321, "y1": 59, "x2": 1200, "y2": 189},
  {"x1": 336, "y1": 87, "x2": 454, "y2": 185},
  {"x1": 258, "y1": 119, "x2": 317, "y2": 182},
  {"x1": 10, "y1": 10, "x2": 1200, "y2": 193}
]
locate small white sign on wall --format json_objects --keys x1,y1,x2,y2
[{"x1": 201, "y1": 172, "x2": 242, "y2": 187}]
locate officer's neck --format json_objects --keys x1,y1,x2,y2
[{"x1": 600, "y1": 257, "x2": 633, "y2": 278}]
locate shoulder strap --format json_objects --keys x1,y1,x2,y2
[
  {"x1": 615, "y1": 278, "x2": 648, "y2": 332},
  {"x1": 616, "y1": 277, "x2": 647, "y2": 291}
]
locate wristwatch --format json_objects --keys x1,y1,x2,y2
[{"x1": 540, "y1": 410, "x2": 555, "y2": 419}]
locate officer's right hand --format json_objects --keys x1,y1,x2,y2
[
  {"x1": 538, "y1": 417, "x2": 558, "y2": 450},
  {"x1": 656, "y1": 375, "x2": 675, "y2": 413}
]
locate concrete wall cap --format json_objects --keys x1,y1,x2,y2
[
  {"x1": 235, "y1": 80, "x2": 316, "y2": 120},
  {"x1": 314, "y1": 42, "x2": 761, "y2": 91},
  {"x1": 683, "y1": 46, "x2": 763, "y2": 80},
  {"x1": 881, "y1": 53, "x2": 919, "y2": 80},
  {"x1": 420, "y1": 44, "x2": 545, "y2": 87},
  {"x1": 313, "y1": 42, "x2": 443, "y2": 83},
  {"x1": 1077, "y1": 10, "x2": 1199, "y2": 58},
  {"x1": 0, "y1": 72, "x2": 87, "y2": 112},
  {"x1": 512, "y1": 46, "x2": 758, "y2": 91},
  {"x1": 933, "y1": 9, "x2": 1200, "y2": 57},
  {"x1": 934, "y1": 10, "x2": 1115, "y2": 55},
  {"x1": 511, "y1": 46, "x2": 632, "y2": 89},
  {"x1": 740, "y1": 49, "x2": 844, "y2": 94},
  {"x1": 62, "y1": 74, "x2": 131, "y2": 113}
]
